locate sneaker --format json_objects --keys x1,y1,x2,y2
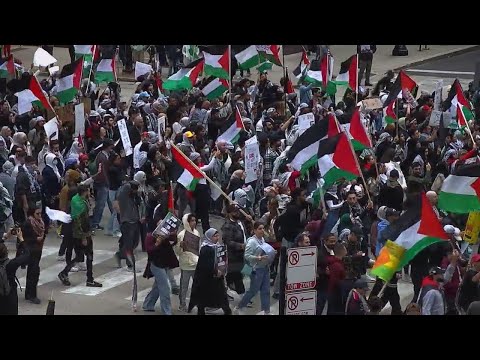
[
  {"x1": 86, "y1": 280, "x2": 102, "y2": 287},
  {"x1": 57, "y1": 255, "x2": 65, "y2": 261},
  {"x1": 113, "y1": 231, "x2": 122, "y2": 238},
  {"x1": 114, "y1": 253, "x2": 122, "y2": 268},
  {"x1": 126, "y1": 266, "x2": 142, "y2": 273},
  {"x1": 247, "y1": 301, "x2": 254, "y2": 308},
  {"x1": 58, "y1": 273, "x2": 71, "y2": 286},
  {"x1": 77, "y1": 263, "x2": 87, "y2": 271},
  {"x1": 26, "y1": 297, "x2": 41, "y2": 305},
  {"x1": 171, "y1": 287, "x2": 180, "y2": 295},
  {"x1": 233, "y1": 306, "x2": 246, "y2": 315},
  {"x1": 70, "y1": 266, "x2": 80, "y2": 272},
  {"x1": 178, "y1": 305, "x2": 188, "y2": 313}
]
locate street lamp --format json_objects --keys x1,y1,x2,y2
[{"x1": 392, "y1": 45, "x2": 408, "y2": 56}]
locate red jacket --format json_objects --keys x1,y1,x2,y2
[
  {"x1": 441, "y1": 257, "x2": 461, "y2": 300},
  {"x1": 327, "y1": 256, "x2": 345, "y2": 294}
]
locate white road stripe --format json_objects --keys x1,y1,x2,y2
[
  {"x1": 17, "y1": 249, "x2": 116, "y2": 288},
  {"x1": 406, "y1": 69, "x2": 474, "y2": 75},
  {"x1": 40, "y1": 246, "x2": 60, "y2": 258},
  {"x1": 62, "y1": 257, "x2": 148, "y2": 296}
]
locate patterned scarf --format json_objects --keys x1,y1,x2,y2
[{"x1": 28, "y1": 215, "x2": 45, "y2": 237}]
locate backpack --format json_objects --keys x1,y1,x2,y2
[{"x1": 0, "y1": 259, "x2": 11, "y2": 297}]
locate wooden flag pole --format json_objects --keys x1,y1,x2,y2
[{"x1": 171, "y1": 143, "x2": 250, "y2": 218}]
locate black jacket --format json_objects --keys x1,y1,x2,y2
[
  {"x1": 275, "y1": 203, "x2": 308, "y2": 243},
  {"x1": 221, "y1": 218, "x2": 248, "y2": 273},
  {"x1": 378, "y1": 182, "x2": 404, "y2": 211},
  {"x1": 0, "y1": 243, "x2": 30, "y2": 315},
  {"x1": 357, "y1": 45, "x2": 377, "y2": 61}
]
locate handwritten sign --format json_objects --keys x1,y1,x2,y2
[
  {"x1": 298, "y1": 112, "x2": 315, "y2": 135},
  {"x1": 74, "y1": 103, "x2": 85, "y2": 136},
  {"x1": 153, "y1": 212, "x2": 181, "y2": 237},
  {"x1": 183, "y1": 231, "x2": 201, "y2": 256},
  {"x1": 362, "y1": 97, "x2": 383, "y2": 110},
  {"x1": 44, "y1": 118, "x2": 59, "y2": 141},
  {"x1": 117, "y1": 119, "x2": 133, "y2": 156},
  {"x1": 244, "y1": 136, "x2": 260, "y2": 184},
  {"x1": 214, "y1": 244, "x2": 228, "y2": 277}
]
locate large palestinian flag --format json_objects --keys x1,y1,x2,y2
[
  {"x1": 95, "y1": 58, "x2": 116, "y2": 84},
  {"x1": 29, "y1": 76, "x2": 51, "y2": 110},
  {"x1": 203, "y1": 48, "x2": 229, "y2": 79},
  {"x1": 56, "y1": 58, "x2": 83, "y2": 105},
  {"x1": 371, "y1": 193, "x2": 449, "y2": 282},
  {"x1": 438, "y1": 175, "x2": 480, "y2": 213},
  {"x1": 256, "y1": 45, "x2": 282, "y2": 66},
  {"x1": 172, "y1": 146, "x2": 205, "y2": 191},
  {"x1": 286, "y1": 117, "x2": 338, "y2": 174},
  {"x1": 383, "y1": 70, "x2": 417, "y2": 107},
  {"x1": 341, "y1": 108, "x2": 372, "y2": 151},
  {"x1": 444, "y1": 79, "x2": 474, "y2": 121},
  {"x1": 217, "y1": 106, "x2": 243, "y2": 144},
  {"x1": 383, "y1": 100, "x2": 397, "y2": 125},
  {"x1": 334, "y1": 54, "x2": 357, "y2": 90},
  {"x1": 317, "y1": 132, "x2": 359, "y2": 188},
  {"x1": 163, "y1": 58, "x2": 204, "y2": 91},
  {"x1": 235, "y1": 46, "x2": 261, "y2": 70},
  {"x1": 74, "y1": 45, "x2": 98, "y2": 77}
]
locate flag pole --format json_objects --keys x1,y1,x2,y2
[
  {"x1": 171, "y1": 143, "x2": 250, "y2": 218},
  {"x1": 236, "y1": 105, "x2": 246, "y2": 132},
  {"x1": 333, "y1": 113, "x2": 372, "y2": 204}
]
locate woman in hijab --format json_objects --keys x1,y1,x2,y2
[
  {"x1": 21, "y1": 207, "x2": 45, "y2": 304},
  {"x1": 42, "y1": 153, "x2": 62, "y2": 210},
  {"x1": 66, "y1": 139, "x2": 84, "y2": 161},
  {"x1": 10, "y1": 132, "x2": 27, "y2": 156},
  {"x1": 188, "y1": 228, "x2": 232, "y2": 315},
  {"x1": 374, "y1": 132, "x2": 393, "y2": 161}
]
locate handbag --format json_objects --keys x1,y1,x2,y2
[{"x1": 241, "y1": 262, "x2": 253, "y2": 276}]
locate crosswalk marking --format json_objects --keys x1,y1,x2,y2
[
  {"x1": 17, "y1": 249, "x2": 116, "y2": 288},
  {"x1": 62, "y1": 257, "x2": 149, "y2": 296}
]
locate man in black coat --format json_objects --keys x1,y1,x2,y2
[
  {"x1": 357, "y1": 45, "x2": 377, "y2": 86},
  {"x1": 378, "y1": 170, "x2": 404, "y2": 211}
]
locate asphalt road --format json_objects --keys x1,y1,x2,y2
[{"x1": 405, "y1": 48, "x2": 480, "y2": 79}]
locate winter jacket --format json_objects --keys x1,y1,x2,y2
[
  {"x1": 175, "y1": 214, "x2": 200, "y2": 271},
  {"x1": 418, "y1": 277, "x2": 445, "y2": 315},
  {"x1": 221, "y1": 218, "x2": 249, "y2": 273},
  {"x1": 146, "y1": 233, "x2": 179, "y2": 270},
  {"x1": 378, "y1": 180, "x2": 404, "y2": 211},
  {"x1": 376, "y1": 219, "x2": 390, "y2": 256}
]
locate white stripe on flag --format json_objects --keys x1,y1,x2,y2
[{"x1": 57, "y1": 74, "x2": 74, "y2": 93}]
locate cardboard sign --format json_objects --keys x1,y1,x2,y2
[
  {"x1": 214, "y1": 244, "x2": 228, "y2": 277},
  {"x1": 298, "y1": 112, "x2": 315, "y2": 135},
  {"x1": 153, "y1": 212, "x2": 181, "y2": 237},
  {"x1": 117, "y1": 118, "x2": 133, "y2": 156},
  {"x1": 74, "y1": 103, "x2": 85, "y2": 136},
  {"x1": 244, "y1": 136, "x2": 260, "y2": 184},
  {"x1": 429, "y1": 110, "x2": 452, "y2": 127},
  {"x1": 183, "y1": 231, "x2": 201, "y2": 256},
  {"x1": 362, "y1": 97, "x2": 383, "y2": 110}
]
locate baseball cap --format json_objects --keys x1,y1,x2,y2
[
  {"x1": 429, "y1": 266, "x2": 445, "y2": 276},
  {"x1": 139, "y1": 91, "x2": 150, "y2": 99},
  {"x1": 353, "y1": 279, "x2": 369, "y2": 290},
  {"x1": 185, "y1": 131, "x2": 195, "y2": 138},
  {"x1": 385, "y1": 208, "x2": 401, "y2": 218},
  {"x1": 443, "y1": 225, "x2": 456, "y2": 235},
  {"x1": 453, "y1": 227, "x2": 462, "y2": 241},
  {"x1": 471, "y1": 254, "x2": 480, "y2": 263}
]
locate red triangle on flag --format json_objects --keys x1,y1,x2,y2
[
  {"x1": 350, "y1": 108, "x2": 371, "y2": 148},
  {"x1": 454, "y1": 80, "x2": 471, "y2": 110},
  {"x1": 218, "y1": 48, "x2": 230, "y2": 74},
  {"x1": 235, "y1": 106, "x2": 244, "y2": 130},
  {"x1": 418, "y1": 192, "x2": 449, "y2": 239},
  {"x1": 332, "y1": 132, "x2": 360, "y2": 176},
  {"x1": 327, "y1": 113, "x2": 340, "y2": 137},
  {"x1": 29, "y1": 76, "x2": 50, "y2": 110},
  {"x1": 456, "y1": 104, "x2": 468, "y2": 127},
  {"x1": 6, "y1": 55, "x2": 15, "y2": 75}
]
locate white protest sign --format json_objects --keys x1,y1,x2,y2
[
  {"x1": 429, "y1": 110, "x2": 452, "y2": 127},
  {"x1": 285, "y1": 290, "x2": 317, "y2": 315},
  {"x1": 434, "y1": 80, "x2": 443, "y2": 110},
  {"x1": 74, "y1": 103, "x2": 85, "y2": 136},
  {"x1": 44, "y1": 118, "x2": 59, "y2": 141},
  {"x1": 158, "y1": 116, "x2": 166, "y2": 143},
  {"x1": 298, "y1": 112, "x2": 315, "y2": 135},
  {"x1": 117, "y1": 119, "x2": 133, "y2": 156},
  {"x1": 244, "y1": 136, "x2": 260, "y2": 184},
  {"x1": 135, "y1": 61, "x2": 153, "y2": 80},
  {"x1": 33, "y1": 47, "x2": 57, "y2": 67},
  {"x1": 362, "y1": 97, "x2": 383, "y2": 110}
]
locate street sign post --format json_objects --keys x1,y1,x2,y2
[
  {"x1": 286, "y1": 246, "x2": 317, "y2": 292},
  {"x1": 285, "y1": 290, "x2": 317, "y2": 315}
]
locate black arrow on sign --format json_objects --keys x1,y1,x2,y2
[
  {"x1": 300, "y1": 297, "x2": 314, "y2": 302},
  {"x1": 301, "y1": 252, "x2": 315, "y2": 256}
]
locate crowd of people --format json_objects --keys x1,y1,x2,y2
[{"x1": 1, "y1": 44, "x2": 480, "y2": 316}]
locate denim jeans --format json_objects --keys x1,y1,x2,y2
[
  {"x1": 168, "y1": 268, "x2": 179, "y2": 290},
  {"x1": 238, "y1": 267, "x2": 271, "y2": 313},
  {"x1": 143, "y1": 263, "x2": 172, "y2": 315},
  {"x1": 179, "y1": 269, "x2": 195, "y2": 307},
  {"x1": 106, "y1": 190, "x2": 120, "y2": 235},
  {"x1": 91, "y1": 184, "x2": 109, "y2": 228}
]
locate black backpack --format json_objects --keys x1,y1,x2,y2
[{"x1": 0, "y1": 259, "x2": 11, "y2": 297}]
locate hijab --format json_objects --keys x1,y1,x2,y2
[
  {"x1": 45, "y1": 152, "x2": 61, "y2": 182},
  {"x1": 201, "y1": 228, "x2": 218, "y2": 248},
  {"x1": 66, "y1": 140, "x2": 83, "y2": 160}
]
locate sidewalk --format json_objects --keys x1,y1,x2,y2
[{"x1": 10, "y1": 45, "x2": 478, "y2": 84}]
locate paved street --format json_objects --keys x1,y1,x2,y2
[{"x1": 6, "y1": 45, "x2": 477, "y2": 315}]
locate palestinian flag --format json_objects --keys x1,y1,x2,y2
[
  {"x1": 202, "y1": 78, "x2": 228, "y2": 100},
  {"x1": 311, "y1": 187, "x2": 325, "y2": 209},
  {"x1": 334, "y1": 55, "x2": 357, "y2": 90},
  {"x1": 399, "y1": 70, "x2": 418, "y2": 98},
  {"x1": 154, "y1": 72, "x2": 163, "y2": 94},
  {"x1": 286, "y1": 118, "x2": 335, "y2": 174},
  {"x1": 0, "y1": 55, "x2": 14, "y2": 78},
  {"x1": 383, "y1": 100, "x2": 397, "y2": 124},
  {"x1": 304, "y1": 52, "x2": 333, "y2": 88},
  {"x1": 56, "y1": 58, "x2": 83, "y2": 105},
  {"x1": 342, "y1": 108, "x2": 372, "y2": 151},
  {"x1": 456, "y1": 104, "x2": 469, "y2": 128},
  {"x1": 383, "y1": 74, "x2": 402, "y2": 108},
  {"x1": 74, "y1": 45, "x2": 97, "y2": 77},
  {"x1": 317, "y1": 132, "x2": 359, "y2": 188},
  {"x1": 256, "y1": 45, "x2": 282, "y2": 67},
  {"x1": 163, "y1": 58, "x2": 204, "y2": 91},
  {"x1": 438, "y1": 175, "x2": 480, "y2": 213},
  {"x1": 29, "y1": 76, "x2": 50, "y2": 110},
  {"x1": 95, "y1": 58, "x2": 116, "y2": 84},
  {"x1": 284, "y1": 71, "x2": 294, "y2": 95},
  {"x1": 257, "y1": 61, "x2": 273, "y2": 73},
  {"x1": 445, "y1": 79, "x2": 474, "y2": 121},
  {"x1": 304, "y1": 69, "x2": 323, "y2": 86},
  {"x1": 172, "y1": 146, "x2": 205, "y2": 191},
  {"x1": 292, "y1": 50, "x2": 310, "y2": 78},
  {"x1": 218, "y1": 106, "x2": 243, "y2": 144},
  {"x1": 203, "y1": 48, "x2": 229, "y2": 79},
  {"x1": 235, "y1": 45, "x2": 261, "y2": 70},
  {"x1": 371, "y1": 193, "x2": 449, "y2": 282}
]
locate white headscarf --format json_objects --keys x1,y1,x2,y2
[
  {"x1": 45, "y1": 152, "x2": 61, "y2": 182},
  {"x1": 66, "y1": 140, "x2": 83, "y2": 160}
]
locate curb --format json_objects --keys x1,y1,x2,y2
[{"x1": 393, "y1": 45, "x2": 480, "y2": 71}]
